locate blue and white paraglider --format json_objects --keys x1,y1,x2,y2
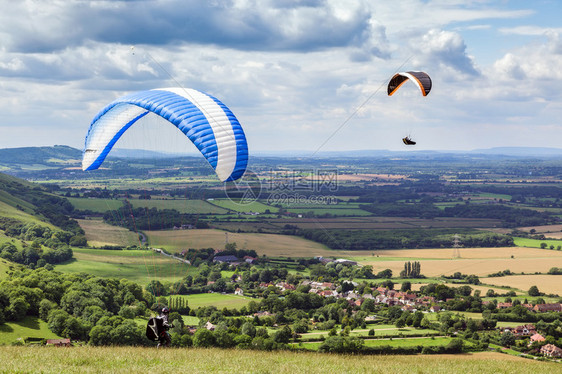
[{"x1": 82, "y1": 87, "x2": 248, "y2": 182}]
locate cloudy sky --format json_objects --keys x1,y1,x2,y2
[{"x1": 1, "y1": 0, "x2": 561, "y2": 154}]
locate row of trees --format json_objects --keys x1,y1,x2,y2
[
  {"x1": 103, "y1": 203, "x2": 209, "y2": 231},
  {"x1": 289, "y1": 228, "x2": 513, "y2": 250}
]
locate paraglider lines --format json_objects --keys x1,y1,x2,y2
[{"x1": 310, "y1": 54, "x2": 413, "y2": 157}]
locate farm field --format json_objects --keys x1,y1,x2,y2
[
  {"x1": 0, "y1": 316, "x2": 61, "y2": 345},
  {"x1": 358, "y1": 247, "x2": 562, "y2": 280},
  {"x1": 212, "y1": 216, "x2": 502, "y2": 231},
  {"x1": 130, "y1": 199, "x2": 229, "y2": 214},
  {"x1": 66, "y1": 197, "x2": 123, "y2": 212},
  {"x1": 285, "y1": 207, "x2": 372, "y2": 216},
  {"x1": 77, "y1": 218, "x2": 140, "y2": 247},
  {"x1": 54, "y1": 247, "x2": 195, "y2": 285},
  {"x1": 301, "y1": 325, "x2": 440, "y2": 339},
  {"x1": 480, "y1": 274, "x2": 562, "y2": 296},
  {"x1": 0, "y1": 347, "x2": 556, "y2": 374},
  {"x1": 513, "y1": 237, "x2": 562, "y2": 248},
  {"x1": 173, "y1": 293, "x2": 253, "y2": 309},
  {"x1": 515, "y1": 224, "x2": 562, "y2": 239},
  {"x1": 207, "y1": 199, "x2": 278, "y2": 213},
  {"x1": 145, "y1": 229, "x2": 334, "y2": 257},
  {"x1": 408, "y1": 282, "x2": 522, "y2": 295},
  {"x1": 296, "y1": 337, "x2": 459, "y2": 351}
]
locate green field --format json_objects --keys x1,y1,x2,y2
[
  {"x1": 0, "y1": 347, "x2": 557, "y2": 373},
  {"x1": 0, "y1": 316, "x2": 61, "y2": 345},
  {"x1": 66, "y1": 197, "x2": 124, "y2": 212},
  {"x1": 296, "y1": 337, "x2": 458, "y2": 351},
  {"x1": 207, "y1": 199, "x2": 278, "y2": 213},
  {"x1": 130, "y1": 199, "x2": 229, "y2": 214},
  {"x1": 174, "y1": 293, "x2": 253, "y2": 309},
  {"x1": 54, "y1": 248, "x2": 196, "y2": 285},
  {"x1": 302, "y1": 325, "x2": 440, "y2": 340},
  {"x1": 513, "y1": 237, "x2": 562, "y2": 249}
]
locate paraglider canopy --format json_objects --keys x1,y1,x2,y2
[
  {"x1": 82, "y1": 87, "x2": 249, "y2": 182},
  {"x1": 387, "y1": 71, "x2": 432, "y2": 97}
]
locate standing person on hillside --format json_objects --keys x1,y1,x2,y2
[{"x1": 156, "y1": 307, "x2": 173, "y2": 348}]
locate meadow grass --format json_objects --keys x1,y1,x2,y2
[
  {"x1": 0, "y1": 316, "x2": 61, "y2": 345},
  {"x1": 0, "y1": 347, "x2": 557, "y2": 374}
]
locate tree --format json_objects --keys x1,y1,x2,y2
[
  {"x1": 63, "y1": 316, "x2": 89, "y2": 341},
  {"x1": 400, "y1": 281, "x2": 412, "y2": 292},
  {"x1": 377, "y1": 269, "x2": 392, "y2": 279},
  {"x1": 39, "y1": 299, "x2": 56, "y2": 321},
  {"x1": 446, "y1": 338, "x2": 464, "y2": 353},
  {"x1": 48, "y1": 309, "x2": 71, "y2": 336},
  {"x1": 318, "y1": 336, "x2": 364, "y2": 353},
  {"x1": 241, "y1": 322, "x2": 256, "y2": 338},
  {"x1": 89, "y1": 325, "x2": 112, "y2": 346},
  {"x1": 499, "y1": 331, "x2": 515, "y2": 347},
  {"x1": 6, "y1": 297, "x2": 30, "y2": 321},
  {"x1": 193, "y1": 329, "x2": 215, "y2": 347},
  {"x1": 528, "y1": 285, "x2": 540, "y2": 296},
  {"x1": 273, "y1": 325, "x2": 292, "y2": 344}
]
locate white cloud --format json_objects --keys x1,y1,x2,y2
[{"x1": 0, "y1": 0, "x2": 561, "y2": 152}]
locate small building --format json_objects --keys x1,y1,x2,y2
[
  {"x1": 497, "y1": 302, "x2": 512, "y2": 309},
  {"x1": 46, "y1": 339, "x2": 71, "y2": 347},
  {"x1": 204, "y1": 321, "x2": 216, "y2": 331},
  {"x1": 234, "y1": 288, "x2": 244, "y2": 296},
  {"x1": 513, "y1": 324, "x2": 536, "y2": 336},
  {"x1": 529, "y1": 333, "x2": 546, "y2": 346},
  {"x1": 541, "y1": 344, "x2": 562, "y2": 358},
  {"x1": 533, "y1": 303, "x2": 562, "y2": 313},
  {"x1": 334, "y1": 259, "x2": 358, "y2": 266},
  {"x1": 213, "y1": 255, "x2": 239, "y2": 264}
]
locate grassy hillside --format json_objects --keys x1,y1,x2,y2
[
  {"x1": 0, "y1": 258, "x2": 15, "y2": 280},
  {"x1": 0, "y1": 347, "x2": 558, "y2": 373},
  {"x1": 77, "y1": 218, "x2": 140, "y2": 247},
  {"x1": 54, "y1": 247, "x2": 196, "y2": 286},
  {"x1": 0, "y1": 316, "x2": 61, "y2": 345}
]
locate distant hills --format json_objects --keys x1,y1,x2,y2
[
  {"x1": 1, "y1": 145, "x2": 562, "y2": 169},
  {"x1": 0, "y1": 145, "x2": 81, "y2": 165}
]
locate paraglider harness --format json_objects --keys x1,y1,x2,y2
[
  {"x1": 146, "y1": 308, "x2": 173, "y2": 347},
  {"x1": 402, "y1": 136, "x2": 416, "y2": 145}
]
